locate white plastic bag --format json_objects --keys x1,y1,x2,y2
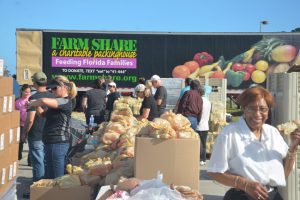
[
  {"x1": 130, "y1": 171, "x2": 164, "y2": 196},
  {"x1": 129, "y1": 187, "x2": 185, "y2": 200}
]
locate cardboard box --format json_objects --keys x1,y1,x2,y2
[
  {"x1": 0, "y1": 113, "x2": 11, "y2": 154},
  {"x1": 0, "y1": 77, "x2": 13, "y2": 97},
  {"x1": 30, "y1": 184, "x2": 92, "y2": 200},
  {"x1": 0, "y1": 159, "x2": 18, "y2": 194},
  {"x1": 10, "y1": 110, "x2": 20, "y2": 128},
  {"x1": 134, "y1": 137, "x2": 200, "y2": 190}
]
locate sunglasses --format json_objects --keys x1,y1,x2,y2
[{"x1": 51, "y1": 86, "x2": 58, "y2": 91}]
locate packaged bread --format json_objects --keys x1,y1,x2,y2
[{"x1": 277, "y1": 120, "x2": 300, "y2": 135}]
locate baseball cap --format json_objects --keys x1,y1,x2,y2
[
  {"x1": 108, "y1": 82, "x2": 116, "y2": 87},
  {"x1": 135, "y1": 84, "x2": 146, "y2": 93},
  {"x1": 151, "y1": 75, "x2": 160, "y2": 81},
  {"x1": 31, "y1": 72, "x2": 47, "y2": 83}
]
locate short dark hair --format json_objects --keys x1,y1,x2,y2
[
  {"x1": 185, "y1": 78, "x2": 192, "y2": 86},
  {"x1": 138, "y1": 77, "x2": 146, "y2": 85},
  {"x1": 190, "y1": 79, "x2": 201, "y2": 90}
]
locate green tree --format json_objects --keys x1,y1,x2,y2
[{"x1": 291, "y1": 28, "x2": 300, "y2": 32}]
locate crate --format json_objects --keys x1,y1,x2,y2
[
  {"x1": 198, "y1": 78, "x2": 227, "y2": 121},
  {"x1": 267, "y1": 72, "x2": 300, "y2": 124},
  {"x1": 267, "y1": 72, "x2": 300, "y2": 200}
]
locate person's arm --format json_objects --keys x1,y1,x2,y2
[
  {"x1": 23, "y1": 111, "x2": 35, "y2": 138},
  {"x1": 81, "y1": 96, "x2": 88, "y2": 112},
  {"x1": 28, "y1": 98, "x2": 58, "y2": 109},
  {"x1": 208, "y1": 172, "x2": 268, "y2": 200},
  {"x1": 284, "y1": 128, "x2": 300, "y2": 177},
  {"x1": 156, "y1": 98, "x2": 162, "y2": 106},
  {"x1": 138, "y1": 108, "x2": 150, "y2": 120},
  {"x1": 177, "y1": 92, "x2": 188, "y2": 114}
]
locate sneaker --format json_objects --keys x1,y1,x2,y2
[{"x1": 200, "y1": 161, "x2": 206, "y2": 166}]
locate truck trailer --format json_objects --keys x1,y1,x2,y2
[{"x1": 16, "y1": 29, "x2": 300, "y2": 93}]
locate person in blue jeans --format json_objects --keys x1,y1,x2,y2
[
  {"x1": 177, "y1": 79, "x2": 203, "y2": 132},
  {"x1": 28, "y1": 75, "x2": 77, "y2": 179},
  {"x1": 23, "y1": 72, "x2": 54, "y2": 182}
]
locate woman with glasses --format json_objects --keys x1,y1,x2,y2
[
  {"x1": 208, "y1": 86, "x2": 300, "y2": 200},
  {"x1": 27, "y1": 75, "x2": 77, "y2": 179}
]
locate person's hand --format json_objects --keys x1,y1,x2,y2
[
  {"x1": 290, "y1": 128, "x2": 300, "y2": 150},
  {"x1": 25, "y1": 100, "x2": 34, "y2": 109},
  {"x1": 244, "y1": 180, "x2": 269, "y2": 200}
]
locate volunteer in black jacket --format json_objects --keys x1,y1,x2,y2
[{"x1": 27, "y1": 75, "x2": 77, "y2": 179}]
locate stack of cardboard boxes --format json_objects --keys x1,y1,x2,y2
[{"x1": 0, "y1": 77, "x2": 20, "y2": 196}]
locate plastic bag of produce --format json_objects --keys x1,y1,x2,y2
[
  {"x1": 56, "y1": 174, "x2": 81, "y2": 189},
  {"x1": 105, "y1": 159, "x2": 134, "y2": 185},
  {"x1": 32, "y1": 179, "x2": 57, "y2": 187},
  {"x1": 129, "y1": 187, "x2": 185, "y2": 200},
  {"x1": 88, "y1": 162, "x2": 113, "y2": 176},
  {"x1": 102, "y1": 131, "x2": 121, "y2": 144},
  {"x1": 161, "y1": 111, "x2": 191, "y2": 131},
  {"x1": 79, "y1": 174, "x2": 102, "y2": 186},
  {"x1": 112, "y1": 107, "x2": 133, "y2": 117},
  {"x1": 148, "y1": 118, "x2": 176, "y2": 139}
]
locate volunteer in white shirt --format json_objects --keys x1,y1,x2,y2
[
  {"x1": 207, "y1": 86, "x2": 300, "y2": 200},
  {"x1": 196, "y1": 86, "x2": 211, "y2": 166}
]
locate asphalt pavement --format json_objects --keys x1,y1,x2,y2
[{"x1": 16, "y1": 143, "x2": 229, "y2": 200}]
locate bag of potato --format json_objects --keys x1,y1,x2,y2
[
  {"x1": 32, "y1": 179, "x2": 57, "y2": 187},
  {"x1": 55, "y1": 174, "x2": 81, "y2": 189},
  {"x1": 116, "y1": 178, "x2": 140, "y2": 192},
  {"x1": 177, "y1": 127, "x2": 199, "y2": 139},
  {"x1": 112, "y1": 107, "x2": 133, "y2": 117},
  {"x1": 80, "y1": 149, "x2": 109, "y2": 164},
  {"x1": 113, "y1": 102, "x2": 129, "y2": 111},
  {"x1": 102, "y1": 131, "x2": 122, "y2": 144},
  {"x1": 105, "y1": 159, "x2": 134, "y2": 185},
  {"x1": 110, "y1": 115, "x2": 138, "y2": 128},
  {"x1": 79, "y1": 174, "x2": 103, "y2": 186},
  {"x1": 88, "y1": 161, "x2": 113, "y2": 176},
  {"x1": 148, "y1": 118, "x2": 176, "y2": 139},
  {"x1": 66, "y1": 164, "x2": 85, "y2": 175},
  {"x1": 161, "y1": 111, "x2": 191, "y2": 131},
  {"x1": 117, "y1": 146, "x2": 135, "y2": 160}
]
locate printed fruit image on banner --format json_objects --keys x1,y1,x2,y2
[{"x1": 171, "y1": 37, "x2": 299, "y2": 88}]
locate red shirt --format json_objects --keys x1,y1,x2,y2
[{"x1": 177, "y1": 90, "x2": 203, "y2": 122}]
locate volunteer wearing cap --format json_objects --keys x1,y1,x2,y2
[
  {"x1": 208, "y1": 86, "x2": 300, "y2": 200},
  {"x1": 106, "y1": 82, "x2": 120, "y2": 121},
  {"x1": 151, "y1": 75, "x2": 167, "y2": 116},
  {"x1": 135, "y1": 84, "x2": 159, "y2": 121},
  {"x1": 23, "y1": 72, "x2": 54, "y2": 183},
  {"x1": 27, "y1": 75, "x2": 77, "y2": 179}
]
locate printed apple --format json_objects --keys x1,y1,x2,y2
[
  {"x1": 244, "y1": 64, "x2": 256, "y2": 74},
  {"x1": 172, "y1": 65, "x2": 191, "y2": 78},
  {"x1": 232, "y1": 63, "x2": 244, "y2": 71},
  {"x1": 244, "y1": 71, "x2": 251, "y2": 81}
]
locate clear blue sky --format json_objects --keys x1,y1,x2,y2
[{"x1": 0, "y1": 0, "x2": 299, "y2": 75}]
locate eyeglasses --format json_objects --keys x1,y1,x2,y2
[{"x1": 245, "y1": 106, "x2": 269, "y2": 114}]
